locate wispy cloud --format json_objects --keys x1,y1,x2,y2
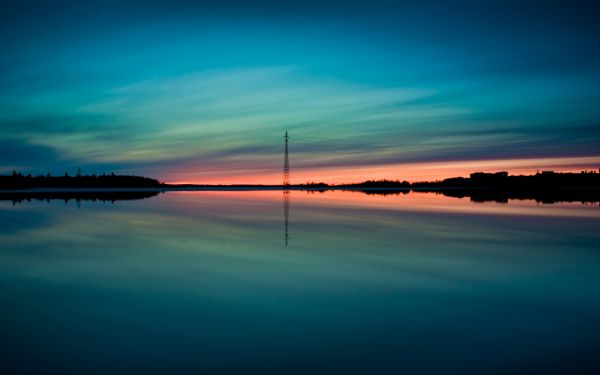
[{"x1": 3, "y1": 66, "x2": 599, "y2": 182}]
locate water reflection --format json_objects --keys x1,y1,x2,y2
[
  {"x1": 430, "y1": 188, "x2": 600, "y2": 204},
  {"x1": 0, "y1": 190, "x2": 161, "y2": 205},
  {"x1": 0, "y1": 190, "x2": 599, "y2": 374},
  {"x1": 349, "y1": 187, "x2": 599, "y2": 204},
  {"x1": 283, "y1": 190, "x2": 290, "y2": 246}
]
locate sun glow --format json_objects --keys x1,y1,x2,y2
[{"x1": 165, "y1": 155, "x2": 600, "y2": 185}]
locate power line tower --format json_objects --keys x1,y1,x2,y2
[{"x1": 283, "y1": 131, "x2": 290, "y2": 187}]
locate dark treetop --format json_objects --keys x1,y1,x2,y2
[{"x1": 0, "y1": 171, "x2": 162, "y2": 190}]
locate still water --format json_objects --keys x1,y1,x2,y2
[{"x1": 1, "y1": 191, "x2": 599, "y2": 374}]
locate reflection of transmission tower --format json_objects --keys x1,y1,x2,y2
[
  {"x1": 283, "y1": 190, "x2": 290, "y2": 246},
  {"x1": 283, "y1": 131, "x2": 290, "y2": 187}
]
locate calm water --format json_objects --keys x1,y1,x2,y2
[{"x1": 1, "y1": 191, "x2": 599, "y2": 374}]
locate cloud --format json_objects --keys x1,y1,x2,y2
[
  {"x1": 0, "y1": 139, "x2": 60, "y2": 171},
  {"x1": 19, "y1": 67, "x2": 437, "y2": 163},
  {"x1": 2, "y1": 66, "x2": 599, "y2": 182}
]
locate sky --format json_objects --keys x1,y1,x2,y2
[{"x1": 1, "y1": 0, "x2": 599, "y2": 184}]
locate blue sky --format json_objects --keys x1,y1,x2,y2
[{"x1": 1, "y1": 0, "x2": 599, "y2": 182}]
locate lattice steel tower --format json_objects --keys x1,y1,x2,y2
[{"x1": 283, "y1": 131, "x2": 290, "y2": 187}]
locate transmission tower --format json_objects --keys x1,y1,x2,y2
[{"x1": 283, "y1": 131, "x2": 290, "y2": 187}]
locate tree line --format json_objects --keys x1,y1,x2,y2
[{"x1": 0, "y1": 170, "x2": 162, "y2": 189}]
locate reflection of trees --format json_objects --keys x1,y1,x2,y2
[
  {"x1": 283, "y1": 190, "x2": 290, "y2": 246},
  {"x1": 1, "y1": 191, "x2": 161, "y2": 205},
  {"x1": 431, "y1": 189, "x2": 600, "y2": 204},
  {"x1": 359, "y1": 190, "x2": 410, "y2": 196},
  {"x1": 353, "y1": 188, "x2": 599, "y2": 204}
]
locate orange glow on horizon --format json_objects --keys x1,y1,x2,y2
[{"x1": 164, "y1": 155, "x2": 600, "y2": 185}]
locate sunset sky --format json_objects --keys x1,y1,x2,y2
[{"x1": 1, "y1": 0, "x2": 599, "y2": 184}]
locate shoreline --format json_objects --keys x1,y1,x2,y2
[
  {"x1": 1, "y1": 187, "x2": 598, "y2": 205},
  {"x1": 1, "y1": 186, "x2": 598, "y2": 193}
]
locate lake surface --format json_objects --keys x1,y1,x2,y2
[{"x1": 1, "y1": 191, "x2": 599, "y2": 374}]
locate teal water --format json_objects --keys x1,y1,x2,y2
[{"x1": 1, "y1": 191, "x2": 599, "y2": 374}]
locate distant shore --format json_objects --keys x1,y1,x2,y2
[
  {"x1": 1, "y1": 186, "x2": 598, "y2": 205},
  {"x1": 2, "y1": 170, "x2": 599, "y2": 191},
  {"x1": 0, "y1": 186, "x2": 416, "y2": 193},
  {"x1": 1, "y1": 170, "x2": 599, "y2": 204}
]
